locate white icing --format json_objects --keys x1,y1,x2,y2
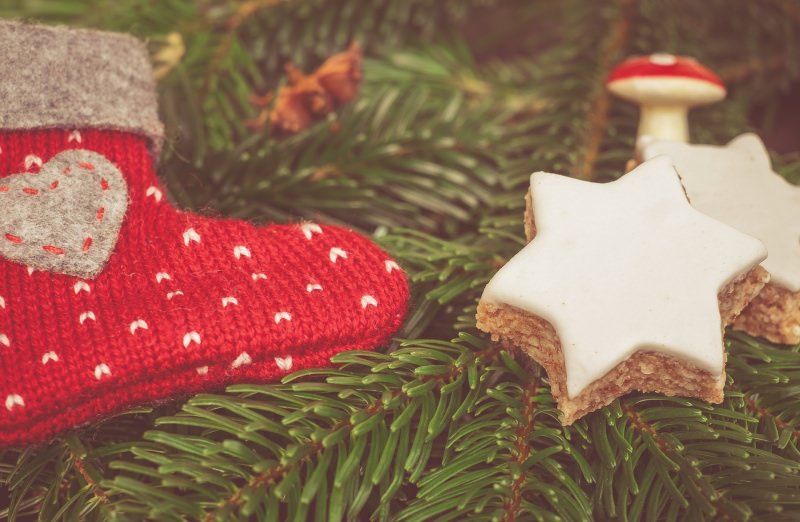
[
  {"x1": 481, "y1": 157, "x2": 766, "y2": 398},
  {"x1": 642, "y1": 133, "x2": 800, "y2": 292}
]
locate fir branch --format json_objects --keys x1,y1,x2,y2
[
  {"x1": 727, "y1": 332, "x2": 800, "y2": 456},
  {"x1": 199, "y1": 340, "x2": 499, "y2": 521},
  {"x1": 572, "y1": 0, "x2": 637, "y2": 182},
  {"x1": 97, "y1": 336, "x2": 510, "y2": 521},
  {"x1": 595, "y1": 392, "x2": 800, "y2": 521},
  {"x1": 398, "y1": 359, "x2": 592, "y2": 521},
  {"x1": 620, "y1": 401, "x2": 732, "y2": 520},
  {"x1": 68, "y1": 455, "x2": 108, "y2": 504},
  {"x1": 744, "y1": 396, "x2": 800, "y2": 446},
  {"x1": 502, "y1": 376, "x2": 538, "y2": 522},
  {"x1": 198, "y1": 0, "x2": 284, "y2": 102}
]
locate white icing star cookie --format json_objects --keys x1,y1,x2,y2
[
  {"x1": 477, "y1": 156, "x2": 767, "y2": 423},
  {"x1": 641, "y1": 134, "x2": 800, "y2": 344},
  {"x1": 642, "y1": 134, "x2": 800, "y2": 292}
]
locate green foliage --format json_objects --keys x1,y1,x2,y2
[{"x1": 2, "y1": 1, "x2": 800, "y2": 520}]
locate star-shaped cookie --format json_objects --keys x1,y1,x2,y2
[
  {"x1": 642, "y1": 134, "x2": 800, "y2": 344},
  {"x1": 476, "y1": 156, "x2": 768, "y2": 424}
]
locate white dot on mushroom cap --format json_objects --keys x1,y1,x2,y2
[{"x1": 649, "y1": 53, "x2": 677, "y2": 65}]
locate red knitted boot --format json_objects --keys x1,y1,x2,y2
[{"x1": 0, "y1": 22, "x2": 408, "y2": 446}]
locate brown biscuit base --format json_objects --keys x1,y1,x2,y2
[
  {"x1": 477, "y1": 188, "x2": 770, "y2": 425},
  {"x1": 477, "y1": 267, "x2": 768, "y2": 425},
  {"x1": 733, "y1": 283, "x2": 800, "y2": 345}
]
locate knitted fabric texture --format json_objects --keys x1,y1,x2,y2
[
  {"x1": 0, "y1": 23, "x2": 409, "y2": 447},
  {"x1": 0, "y1": 21, "x2": 163, "y2": 155},
  {"x1": 0, "y1": 149, "x2": 129, "y2": 278},
  {"x1": 0, "y1": 129, "x2": 409, "y2": 447}
]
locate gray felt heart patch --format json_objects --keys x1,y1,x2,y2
[{"x1": 0, "y1": 149, "x2": 128, "y2": 279}]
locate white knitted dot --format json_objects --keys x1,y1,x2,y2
[
  {"x1": 231, "y1": 352, "x2": 252, "y2": 369},
  {"x1": 79, "y1": 311, "x2": 96, "y2": 325},
  {"x1": 94, "y1": 363, "x2": 111, "y2": 380},
  {"x1": 156, "y1": 272, "x2": 172, "y2": 284},
  {"x1": 361, "y1": 295, "x2": 378, "y2": 309},
  {"x1": 0, "y1": 334, "x2": 9, "y2": 348},
  {"x1": 222, "y1": 296, "x2": 239, "y2": 308},
  {"x1": 251, "y1": 273, "x2": 268, "y2": 281},
  {"x1": 182, "y1": 228, "x2": 201, "y2": 246},
  {"x1": 42, "y1": 351, "x2": 59, "y2": 364},
  {"x1": 146, "y1": 186, "x2": 163, "y2": 202},
  {"x1": 275, "y1": 356, "x2": 293, "y2": 371},
  {"x1": 0, "y1": 295, "x2": 5, "y2": 309},
  {"x1": 233, "y1": 245, "x2": 252, "y2": 260},
  {"x1": 329, "y1": 247, "x2": 347, "y2": 263},
  {"x1": 24, "y1": 154, "x2": 42, "y2": 170},
  {"x1": 196, "y1": 366, "x2": 209, "y2": 375},
  {"x1": 385, "y1": 260, "x2": 400, "y2": 273},
  {"x1": 67, "y1": 130, "x2": 82, "y2": 143},
  {"x1": 183, "y1": 331, "x2": 201, "y2": 348},
  {"x1": 129, "y1": 319, "x2": 149, "y2": 335},
  {"x1": 306, "y1": 283, "x2": 323, "y2": 293},
  {"x1": 73, "y1": 281, "x2": 91, "y2": 294},
  {"x1": 5, "y1": 394, "x2": 24, "y2": 411},
  {"x1": 301, "y1": 223, "x2": 323, "y2": 240},
  {"x1": 275, "y1": 312, "x2": 292, "y2": 324}
]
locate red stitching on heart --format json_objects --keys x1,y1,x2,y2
[
  {"x1": 50, "y1": 181, "x2": 59, "y2": 190},
  {"x1": 78, "y1": 162, "x2": 95, "y2": 170},
  {"x1": 62, "y1": 166, "x2": 71, "y2": 175},
  {"x1": 42, "y1": 245, "x2": 64, "y2": 255},
  {"x1": 82, "y1": 237, "x2": 92, "y2": 252},
  {"x1": 100, "y1": 178, "x2": 109, "y2": 191},
  {"x1": 4, "y1": 233, "x2": 22, "y2": 244},
  {"x1": 96, "y1": 208, "x2": 105, "y2": 221},
  {"x1": 22, "y1": 187, "x2": 39, "y2": 195},
  {"x1": 0, "y1": 186, "x2": 8, "y2": 192}
]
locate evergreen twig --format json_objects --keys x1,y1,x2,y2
[{"x1": 573, "y1": 0, "x2": 637, "y2": 181}]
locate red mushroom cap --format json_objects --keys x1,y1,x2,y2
[{"x1": 607, "y1": 53, "x2": 724, "y2": 88}]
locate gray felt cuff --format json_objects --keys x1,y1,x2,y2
[{"x1": 0, "y1": 20, "x2": 163, "y2": 155}]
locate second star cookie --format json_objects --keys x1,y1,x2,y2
[
  {"x1": 476, "y1": 156, "x2": 768, "y2": 424},
  {"x1": 642, "y1": 134, "x2": 800, "y2": 345}
]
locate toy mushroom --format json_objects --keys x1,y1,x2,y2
[{"x1": 607, "y1": 53, "x2": 726, "y2": 145}]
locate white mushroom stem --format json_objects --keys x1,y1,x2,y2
[
  {"x1": 607, "y1": 62, "x2": 726, "y2": 148},
  {"x1": 637, "y1": 104, "x2": 689, "y2": 143}
]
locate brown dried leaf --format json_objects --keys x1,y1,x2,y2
[
  {"x1": 315, "y1": 41, "x2": 363, "y2": 105},
  {"x1": 265, "y1": 41, "x2": 363, "y2": 136},
  {"x1": 284, "y1": 63, "x2": 334, "y2": 117},
  {"x1": 269, "y1": 86, "x2": 314, "y2": 136}
]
